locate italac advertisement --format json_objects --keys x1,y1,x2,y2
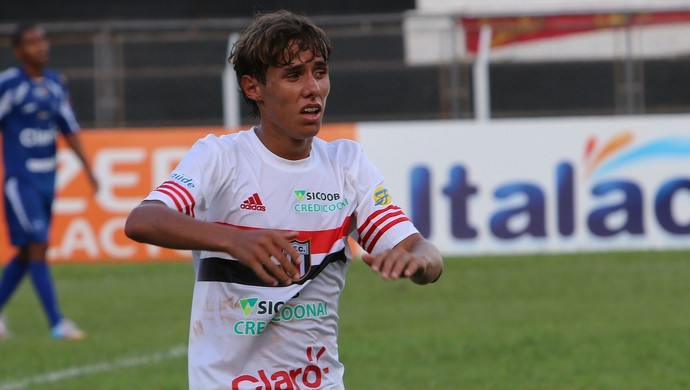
[
  {"x1": 358, "y1": 115, "x2": 690, "y2": 256},
  {"x1": 2, "y1": 116, "x2": 690, "y2": 263}
]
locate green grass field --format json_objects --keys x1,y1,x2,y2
[{"x1": 1, "y1": 251, "x2": 690, "y2": 389}]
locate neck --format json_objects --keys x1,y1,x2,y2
[
  {"x1": 22, "y1": 63, "x2": 45, "y2": 78},
  {"x1": 255, "y1": 126, "x2": 312, "y2": 160}
]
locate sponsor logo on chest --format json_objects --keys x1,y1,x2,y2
[
  {"x1": 293, "y1": 189, "x2": 349, "y2": 213},
  {"x1": 240, "y1": 192, "x2": 266, "y2": 212}
]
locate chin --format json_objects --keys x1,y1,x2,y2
[
  {"x1": 299, "y1": 121, "x2": 321, "y2": 133},
  {"x1": 306, "y1": 125, "x2": 322, "y2": 137}
]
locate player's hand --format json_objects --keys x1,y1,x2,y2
[
  {"x1": 227, "y1": 229, "x2": 303, "y2": 287},
  {"x1": 361, "y1": 247, "x2": 428, "y2": 281}
]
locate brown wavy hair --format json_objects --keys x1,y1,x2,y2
[{"x1": 229, "y1": 10, "x2": 332, "y2": 118}]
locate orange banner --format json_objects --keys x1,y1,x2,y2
[
  {"x1": 0, "y1": 124, "x2": 356, "y2": 264},
  {"x1": 461, "y1": 11, "x2": 690, "y2": 53}
]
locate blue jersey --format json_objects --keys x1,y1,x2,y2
[{"x1": 0, "y1": 65, "x2": 79, "y2": 193}]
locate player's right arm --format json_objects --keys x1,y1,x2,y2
[{"x1": 125, "y1": 200, "x2": 302, "y2": 286}]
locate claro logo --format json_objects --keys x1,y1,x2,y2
[{"x1": 231, "y1": 346, "x2": 330, "y2": 390}]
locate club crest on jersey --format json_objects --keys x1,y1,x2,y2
[
  {"x1": 289, "y1": 239, "x2": 312, "y2": 282},
  {"x1": 373, "y1": 186, "x2": 392, "y2": 206}
]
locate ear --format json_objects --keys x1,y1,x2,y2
[{"x1": 240, "y1": 75, "x2": 262, "y2": 102}]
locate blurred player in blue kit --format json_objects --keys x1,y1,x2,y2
[{"x1": 0, "y1": 23, "x2": 98, "y2": 340}]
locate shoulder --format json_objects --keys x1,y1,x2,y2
[
  {"x1": 0, "y1": 67, "x2": 22, "y2": 89},
  {"x1": 44, "y1": 69, "x2": 69, "y2": 87},
  {"x1": 196, "y1": 130, "x2": 249, "y2": 150},
  {"x1": 318, "y1": 137, "x2": 364, "y2": 160},
  {"x1": 190, "y1": 133, "x2": 228, "y2": 153},
  {"x1": 316, "y1": 137, "x2": 384, "y2": 183},
  {"x1": 187, "y1": 130, "x2": 251, "y2": 159}
]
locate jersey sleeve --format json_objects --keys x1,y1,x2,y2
[
  {"x1": 347, "y1": 144, "x2": 419, "y2": 255},
  {"x1": 144, "y1": 135, "x2": 218, "y2": 218},
  {"x1": 0, "y1": 68, "x2": 17, "y2": 125},
  {"x1": 52, "y1": 73, "x2": 80, "y2": 134}
]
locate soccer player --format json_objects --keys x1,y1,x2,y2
[
  {"x1": 0, "y1": 23, "x2": 98, "y2": 340},
  {"x1": 125, "y1": 10, "x2": 443, "y2": 389}
]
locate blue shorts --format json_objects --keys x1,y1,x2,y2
[{"x1": 3, "y1": 176, "x2": 54, "y2": 246}]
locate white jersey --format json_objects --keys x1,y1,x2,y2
[{"x1": 145, "y1": 128, "x2": 418, "y2": 390}]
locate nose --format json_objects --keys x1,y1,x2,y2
[{"x1": 302, "y1": 74, "x2": 320, "y2": 97}]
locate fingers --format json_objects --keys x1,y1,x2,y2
[
  {"x1": 362, "y1": 250, "x2": 424, "y2": 281},
  {"x1": 249, "y1": 259, "x2": 281, "y2": 287},
  {"x1": 237, "y1": 230, "x2": 303, "y2": 287},
  {"x1": 246, "y1": 250, "x2": 294, "y2": 287},
  {"x1": 278, "y1": 231, "x2": 302, "y2": 265},
  {"x1": 264, "y1": 241, "x2": 301, "y2": 283}
]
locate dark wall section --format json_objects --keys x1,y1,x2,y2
[
  {"x1": 1, "y1": 0, "x2": 416, "y2": 22},
  {"x1": 490, "y1": 62, "x2": 616, "y2": 117},
  {"x1": 3, "y1": 12, "x2": 688, "y2": 127}
]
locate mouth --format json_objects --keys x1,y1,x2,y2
[{"x1": 300, "y1": 104, "x2": 322, "y2": 120}]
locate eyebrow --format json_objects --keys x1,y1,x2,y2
[
  {"x1": 281, "y1": 58, "x2": 329, "y2": 73},
  {"x1": 313, "y1": 59, "x2": 329, "y2": 68},
  {"x1": 281, "y1": 63, "x2": 304, "y2": 74}
]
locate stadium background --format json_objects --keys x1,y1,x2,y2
[
  {"x1": 3, "y1": 0, "x2": 690, "y2": 128},
  {"x1": 2, "y1": 1, "x2": 690, "y2": 389}
]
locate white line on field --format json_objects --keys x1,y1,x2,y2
[{"x1": 0, "y1": 344, "x2": 187, "y2": 390}]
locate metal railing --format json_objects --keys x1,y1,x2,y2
[{"x1": 2, "y1": 12, "x2": 689, "y2": 128}]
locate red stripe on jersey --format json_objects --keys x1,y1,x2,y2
[
  {"x1": 363, "y1": 214, "x2": 410, "y2": 253},
  {"x1": 156, "y1": 188, "x2": 184, "y2": 213},
  {"x1": 216, "y1": 216, "x2": 352, "y2": 255},
  {"x1": 161, "y1": 181, "x2": 194, "y2": 204},
  {"x1": 157, "y1": 183, "x2": 190, "y2": 216},
  {"x1": 359, "y1": 206, "x2": 404, "y2": 244},
  {"x1": 157, "y1": 181, "x2": 196, "y2": 217},
  {"x1": 162, "y1": 183, "x2": 195, "y2": 217},
  {"x1": 358, "y1": 205, "x2": 400, "y2": 236}
]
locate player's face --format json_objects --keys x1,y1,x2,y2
[
  {"x1": 248, "y1": 45, "x2": 330, "y2": 157},
  {"x1": 14, "y1": 27, "x2": 50, "y2": 69}
]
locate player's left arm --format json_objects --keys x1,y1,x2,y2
[
  {"x1": 361, "y1": 233, "x2": 443, "y2": 285},
  {"x1": 63, "y1": 132, "x2": 99, "y2": 193},
  {"x1": 55, "y1": 73, "x2": 99, "y2": 193}
]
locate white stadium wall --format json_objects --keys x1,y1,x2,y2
[
  {"x1": 415, "y1": 0, "x2": 690, "y2": 15},
  {"x1": 357, "y1": 115, "x2": 690, "y2": 256},
  {"x1": 405, "y1": 0, "x2": 690, "y2": 64}
]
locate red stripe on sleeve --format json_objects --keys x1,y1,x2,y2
[
  {"x1": 359, "y1": 209, "x2": 404, "y2": 245},
  {"x1": 159, "y1": 182, "x2": 196, "y2": 217},
  {"x1": 363, "y1": 215, "x2": 411, "y2": 253},
  {"x1": 160, "y1": 182, "x2": 193, "y2": 206},
  {"x1": 166, "y1": 181, "x2": 195, "y2": 205},
  {"x1": 156, "y1": 188, "x2": 184, "y2": 213},
  {"x1": 358, "y1": 205, "x2": 401, "y2": 236}
]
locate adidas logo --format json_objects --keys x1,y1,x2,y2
[{"x1": 240, "y1": 193, "x2": 266, "y2": 212}]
